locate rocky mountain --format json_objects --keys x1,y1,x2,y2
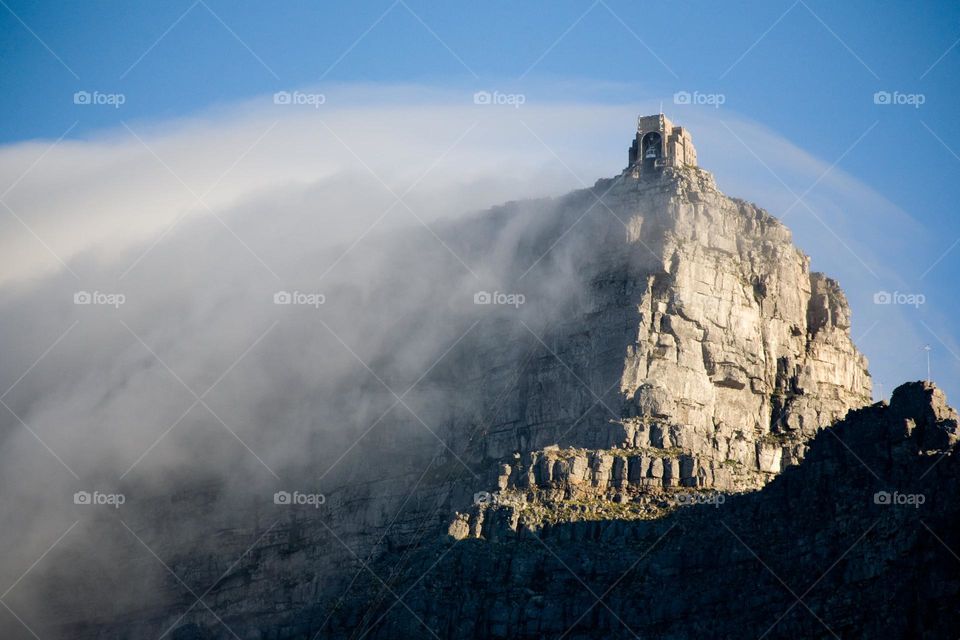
[
  {"x1": 328, "y1": 381, "x2": 960, "y2": 639},
  {"x1": 36, "y1": 122, "x2": 955, "y2": 640},
  {"x1": 451, "y1": 165, "x2": 873, "y2": 535}
]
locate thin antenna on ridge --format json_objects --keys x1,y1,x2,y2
[{"x1": 659, "y1": 100, "x2": 663, "y2": 115}]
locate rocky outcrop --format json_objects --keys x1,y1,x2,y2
[
  {"x1": 479, "y1": 168, "x2": 869, "y2": 472},
  {"x1": 448, "y1": 166, "x2": 871, "y2": 536},
  {"x1": 45, "y1": 161, "x2": 878, "y2": 639},
  {"x1": 330, "y1": 381, "x2": 960, "y2": 639}
]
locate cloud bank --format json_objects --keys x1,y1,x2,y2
[{"x1": 0, "y1": 83, "x2": 953, "y2": 636}]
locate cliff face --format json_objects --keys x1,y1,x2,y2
[
  {"x1": 47, "y1": 167, "x2": 880, "y2": 639},
  {"x1": 332, "y1": 382, "x2": 960, "y2": 639},
  {"x1": 448, "y1": 167, "x2": 871, "y2": 538}
]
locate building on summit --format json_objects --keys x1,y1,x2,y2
[{"x1": 627, "y1": 113, "x2": 697, "y2": 177}]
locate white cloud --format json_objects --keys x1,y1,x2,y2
[{"x1": 0, "y1": 84, "x2": 955, "y2": 635}]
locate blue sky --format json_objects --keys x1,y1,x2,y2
[
  {"x1": 2, "y1": 0, "x2": 957, "y2": 239},
  {"x1": 3, "y1": 0, "x2": 958, "y2": 207},
  {"x1": 1, "y1": 0, "x2": 959, "y2": 398}
]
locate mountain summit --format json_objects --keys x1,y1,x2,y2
[
  {"x1": 53, "y1": 116, "x2": 953, "y2": 640},
  {"x1": 435, "y1": 113, "x2": 873, "y2": 538}
]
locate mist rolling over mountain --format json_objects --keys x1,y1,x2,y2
[
  {"x1": 2, "y1": 2, "x2": 959, "y2": 639},
  {"x1": 1, "y1": 110, "x2": 957, "y2": 639}
]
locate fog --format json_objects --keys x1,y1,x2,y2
[{"x1": 0, "y1": 85, "x2": 951, "y2": 636}]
